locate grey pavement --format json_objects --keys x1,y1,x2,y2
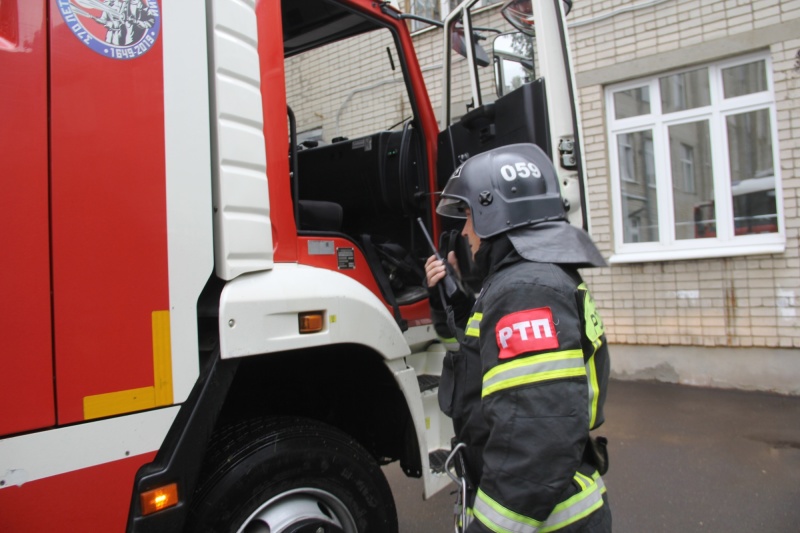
[{"x1": 386, "y1": 379, "x2": 800, "y2": 532}]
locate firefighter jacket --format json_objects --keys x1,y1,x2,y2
[{"x1": 433, "y1": 231, "x2": 611, "y2": 533}]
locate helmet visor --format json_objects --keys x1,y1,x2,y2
[{"x1": 436, "y1": 196, "x2": 469, "y2": 219}]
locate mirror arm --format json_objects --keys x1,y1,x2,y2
[
  {"x1": 379, "y1": 4, "x2": 445, "y2": 28},
  {"x1": 399, "y1": 13, "x2": 444, "y2": 28},
  {"x1": 471, "y1": 26, "x2": 502, "y2": 35}
]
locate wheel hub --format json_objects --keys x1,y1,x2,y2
[{"x1": 239, "y1": 488, "x2": 356, "y2": 533}]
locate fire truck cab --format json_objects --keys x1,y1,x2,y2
[{"x1": 0, "y1": 0, "x2": 584, "y2": 531}]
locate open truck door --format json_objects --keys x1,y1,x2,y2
[{"x1": 437, "y1": 0, "x2": 587, "y2": 230}]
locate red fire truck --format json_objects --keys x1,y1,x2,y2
[{"x1": 0, "y1": 0, "x2": 585, "y2": 530}]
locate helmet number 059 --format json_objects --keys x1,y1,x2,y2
[{"x1": 500, "y1": 162, "x2": 542, "y2": 181}]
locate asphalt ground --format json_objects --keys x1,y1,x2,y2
[{"x1": 385, "y1": 379, "x2": 800, "y2": 532}]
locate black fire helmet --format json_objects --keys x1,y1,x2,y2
[{"x1": 436, "y1": 143, "x2": 567, "y2": 239}]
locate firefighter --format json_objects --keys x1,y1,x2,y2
[{"x1": 426, "y1": 143, "x2": 612, "y2": 532}]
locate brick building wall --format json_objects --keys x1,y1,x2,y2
[{"x1": 568, "y1": 0, "x2": 799, "y2": 353}]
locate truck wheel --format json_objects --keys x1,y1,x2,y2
[{"x1": 185, "y1": 416, "x2": 398, "y2": 533}]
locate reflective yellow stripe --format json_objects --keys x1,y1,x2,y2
[
  {"x1": 540, "y1": 474, "x2": 606, "y2": 532},
  {"x1": 151, "y1": 310, "x2": 174, "y2": 406},
  {"x1": 474, "y1": 489, "x2": 543, "y2": 533},
  {"x1": 83, "y1": 310, "x2": 173, "y2": 420},
  {"x1": 473, "y1": 472, "x2": 606, "y2": 533},
  {"x1": 438, "y1": 335, "x2": 460, "y2": 351},
  {"x1": 578, "y1": 283, "x2": 603, "y2": 429},
  {"x1": 482, "y1": 350, "x2": 586, "y2": 398},
  {"x1": 586, "y1": 356, "x2": 600, "y2": 429},
  {"x1": 574, "y1": 471, "x2": 593, "y2": 491},
  {"x1": 84, "y1": 386, "x2": 156, "y2": 420},
  {"x1": 466, "y1": 312, "x2": 482, "y2": 337},
  {"x1": 573, "y1": 473, "x2": 588, "y2": 491}
]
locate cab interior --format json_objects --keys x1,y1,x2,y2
[
  {"x1": 280, "y1": 0, "x2": 554, "y2": 326},
  {"x1": 282, "y1": 0, "x2": 433, "y2": 327}
]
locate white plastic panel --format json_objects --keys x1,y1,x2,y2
[
  {"x1": 219, "y1": 264, "x2": 410, "y2": 359},
  {"x1": 532, "y1": 0, "x2": 586, "y2": 228},
  {"x1": 161, "y1": 0, "x2": 213, "y2": 402},
  {"x1": 0, "y1": 407, "x2": 179, "y2": 489},
  {"x1": 391, "y1": 363, "x2": 451, "y2": 499},
  {"x1": 401, "y1": 342, "x2": 457, "y2": 499},
  {"x1": 209, "y1": 0, "x2": 272, "y2": 280}
]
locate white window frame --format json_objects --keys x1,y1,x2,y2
[
  {"x1": 618, "y1": 135, "x2": 636, "y2": 183},
  {"x1": 605, "y1": 52, "x2": 785, "y2": 263},
  {"x1": 679, "y1": 143, "x2": 695, "y2": 194}
]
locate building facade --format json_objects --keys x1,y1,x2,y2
[{"x1": 568, "y1": 0, "x2": 799, "y2": 394}]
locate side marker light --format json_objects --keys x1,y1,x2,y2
[
  {"x1": 140, "y1": 483, "x2": 179, "y2": 516},
  {"x1": 299, "y1": 312, "x2": 324, "y2": 334}
]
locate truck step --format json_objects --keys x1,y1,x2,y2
[
  {"x1": 417, "y1": 374, "x2": 440, "y2": 393},
  {"x1": 429, "y1": 448, "x2": 449, "y2": 474}
]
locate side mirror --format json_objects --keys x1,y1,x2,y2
[
  {"x1": 493, "y1": 32, "x2": 535, "y2": 97},
  {"x1": 501, "y1": 0, "x2": 572, "y2": 35},
  {"x1": 451, "y1": 25, "x2": 491, "y2": 67}
]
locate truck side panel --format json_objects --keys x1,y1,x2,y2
[
  {"x1": 49, "y1": 0, "x2": 171, "y2": 424},
  {"x1": 0, "y1": 0, "x2": 55, "y2": 435},
  {"x1": 1, "y1": 453, "x2": 155, "y2": 531},
  {"x1": 0, "y1": 404, "x2": 179, "y2": 531}
]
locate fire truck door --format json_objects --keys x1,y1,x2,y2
[
  {"x1": 0, "y1": 1, "x2": 56, "y2": 436},
  {"x1": 48, "y1": 0, "x2": 170, "y2": 425}
]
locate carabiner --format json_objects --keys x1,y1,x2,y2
[{"x1": 444, "y1": 442, "x2": 470, "y2": 532}]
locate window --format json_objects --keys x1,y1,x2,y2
[
  {"x1": 606, "y1": 54, "x2": 783, "y2": 262},
  {"x1": 404, "y1": 0, "x2": 440, "y2": 31}
]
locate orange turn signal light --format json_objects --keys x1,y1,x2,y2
[
  {"x1": 299, "y1": 311, "x2": 324, "y2": 334},
  {"x1": 140, "y1": 482, "x2": 179, "y2": 516}
]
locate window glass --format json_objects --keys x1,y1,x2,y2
[
  {"x1": 727, "y1": 109, "x2": 774, "y2": 182},
  {"x1": 493, "y1": 32, "x2": 535, "y2": 96},
  {"x1": 618, "y1": 130, "x2": 658, "y2": 243},
  {"x1": 613, "y1": 86, "x2": 650, "y2": 119},
  {"x1": 407, "y1": 0, "x2": 440, "y2": 31},
  {"x1": 498, "y1": 57, "x2": 533, "y2": 94},
  {"x1": 659, "y1": 68, "x2": 710, "y2": 113},
  {"x1": 727, "y1": 109, "x2": 778, "y2": 235},
  {"x1": 722, "y1": 60, "x2": 767, "y2": 98},
  {"x1": 606, "y1": 53, "x2": 782, "y2": 259},
  {"x1": 668, "y1": 121, "x2": 714, "y2": 240}
]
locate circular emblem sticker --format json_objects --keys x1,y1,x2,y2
[{"x1": 57, "y1": 0, "x2": 161, "y2": 60}]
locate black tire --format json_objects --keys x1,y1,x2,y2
[{"x1": 184, "y1": 416, "x2": 398, "y2": 533}]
